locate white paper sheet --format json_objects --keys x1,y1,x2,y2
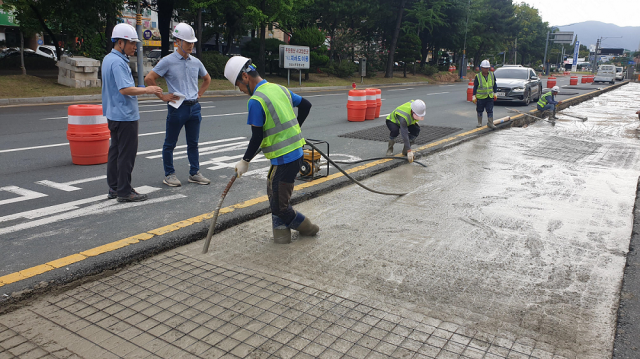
[{"x1": 168, "y1": 92, "x2": 186, "y2": 109}]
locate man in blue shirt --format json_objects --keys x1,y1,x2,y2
[
  {"x1": 103, "y1": 23, "x2": 163, "y2": 202},
  {"x1": 224, "y1": 56, "x2": 318, "y2": 244},
  {"x1": 145, "y1": 23, "x2": 212, "y2": 187}
]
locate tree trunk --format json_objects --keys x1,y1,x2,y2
[
  {"x1": 403, "y1": 62, "x2": 407, "y2": 77},
  {"x1": 105, "y1": 12, "x2": 116, "y2": 56},
  {"x1": 19, "y1": 30, "x2": 26, "y2": 75},
  {"x1": 328, "y1": 26, "x2": 336, "y2": 64},
  {"x1": 385, "y1": 0, "x2": 407, "y2": 78},
  {"x1": 258, "y1": 23, "x2": 266, "y2": 76},
  {"x1": 157, "y1": 0, "x2": 174, "y2": 56},
  {"x1": 196, "y1": 8, "x2": 203, "y2": 59},
  {"x1": 28, "y1": 3, "x2": 61, "y2": 61}
]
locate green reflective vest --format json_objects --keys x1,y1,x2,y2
[
  {"x1": 386, "y1": 101, "x2": 418, "y2": 127},
  {"x1": 250, "y1": 83, "x2": 305, "y2": 159},
  {"x1": 475, "y1": 72, "x2": 495, "y2": 99},
  {"x1": 537, "y1": 91, "x2": 553, "y2": 108}
]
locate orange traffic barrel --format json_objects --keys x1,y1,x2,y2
[
  {"x1": 570, "y1": 75, "x2": 578, "y2": 85},
  {"x1": 347, "y1": 90, "x2": 367, "y2": 122},
  {"x1": 374, "y1": 88, "x2": 382, "y2": 118},
  {"x1": 467, "y1": 80, "x2": 474, "y2": 102},
  {"x1": 581, "y1": 75, "x2": 588, "y2": 83},
  {"x1": 66, "y1": 105, "x2": 110, "y2": 165},
  {"x1": 364, "y1": 88, "x2": 377, "y2": 120},
  {"x1": 546, "y1": 76, "x2": 556, "y2": 89},
  {"x1": 588, "y1": 75, "x2": 594, "y2": 83}
]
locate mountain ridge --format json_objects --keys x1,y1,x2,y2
[{"x1": 556, "y1": 21, "x2": 640, "y2": 51}]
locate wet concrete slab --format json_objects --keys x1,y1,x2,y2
[{"x1": 189, "y1": 83, "x2": 640, "y2": 358}]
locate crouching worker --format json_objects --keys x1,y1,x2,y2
[
  {"x1": 537, "y1": 86, "x2": 561, "y2": 120},
  {"x1": 385, "y1": 99, "x2": 426, "y2": 163},
  {"x1": 223, "y1": 56, "x2": 319, "y2": 244}
]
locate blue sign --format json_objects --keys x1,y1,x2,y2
[
  {"x1": 37, "y1": 39, "x2": 43, "y2": 45},
  {"x1": 572, "y1": 40, "x2": 579, "y2": 69},
  {"x1": 630, "y1": 61, "x2": 636, "y2": 65},
  {"x1": 143, "y1": 30, "x2": 152, "y2": 40}
]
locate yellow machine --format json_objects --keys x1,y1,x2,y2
[{"x1": 299, "y1": 149, "x2": 322, "y2": 177}]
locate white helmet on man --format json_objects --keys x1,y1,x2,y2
[
  {"x1": 111, "y1": 23, "x2": 140, "y2": 43},
  {"x1": 551, "y1": 86, "x2": 559, "y2": 93},
  {"x1": 172, "y1": 23, "x2": 198, "y2": 42},
  {"x1": 411, "y1": 99, "x2": 426, "y2": 121},
  {"x1": 480, "y1": 60, "x2": 491, "y2": 68},
  {"x1": 224, "y1": 56, "x2": 254, "y2": 86}
]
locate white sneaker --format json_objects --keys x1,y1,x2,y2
[
  {"x1": 188, "y1": 171, "x2": 210, "y2": 185},
  {"x1": 163, "y1": 174, "x2": 182, "y2": 187}
]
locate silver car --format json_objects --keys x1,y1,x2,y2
[{"x1": 493, "y1": 65, "x2": 542, "y2": 105}]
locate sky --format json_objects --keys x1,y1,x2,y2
[{"x1": 517, "y1": 0, "x2": 640, "y2": 27}]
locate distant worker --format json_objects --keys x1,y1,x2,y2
[
  {"x1": 223, "y1": 56, "x2": 318, "y2": 244},
  {"x1": 472, "y1": 60, "x2": 497, "y2": 129},
  {"x1": 537, "y1": 86, "x2": 561, "y2": 120},
  {"x1": 385, "y1": 100, "x2": 426, "y2": 163},
  {"x1": 102, "y1": 23, "x2": 163, "y2": 202},
  {"x1": 145, "y1": 23, "x2": 212, "y2": 187}
]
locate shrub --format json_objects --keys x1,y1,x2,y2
[
  {"x1": 420, "y1": 64, "x2": 438, "y2": 76},
  {"x1": 199, "y1": 52, "x2": 229, "y2": 79},
  {"x1": 323, "y1": 61, "x2": 357, "y2": 78}
]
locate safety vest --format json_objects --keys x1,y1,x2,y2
[
  {"x1": 475, "y1": 72, "x2": 495, "y2": 99},
  {"x1": 386, "y1": 101, "x2": 419, "y2": 127},
  {"x1": 537, "y1": 91, "x2": 553, "y2": 108},
  {"x1": 250, "y1": 83, "x2": 305, "y2": 159}
]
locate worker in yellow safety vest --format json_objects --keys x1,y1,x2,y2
[
  {"x1": 472, "y1": 60, "x2": 497, "y2": 129},
  {"x1": 223, "y1": 56, "x2": 319, "y2": 244},
  {"x1": 537, "y1": 86, "x2": 561, "y2": 120},
  {"x1": 385, "y1": 100, "x2": 426, "y2": 163}
]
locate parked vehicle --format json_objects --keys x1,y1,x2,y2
[
  {"x1": 34, "y1": 45, "x2": 58, "y2": 61},
  {"x1": 493, "y1": 65, "x2": 542, "y2": 105},
  {"x1": 593, "y1": 65, "x2": 616, "y2": 84},
  {"x1": 615, "y1": 66, "x2": 625, "y2": 81},
  {"x1": 146, "y1": 49, "x2": 173, "y2": 66}
]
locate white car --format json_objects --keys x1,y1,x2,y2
[
  {"x1": 593, "y1": 65, "x2": 616, "y2": 84},
  {"x1": 615, "y1": 67, "x2": 625, "y2": 81},
  {"x1": 34, "y1": 45, "x2": 59, "y2": 61}
]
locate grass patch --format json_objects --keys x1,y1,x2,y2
[{"x1": 0, "y1": 70, "x2": 455, "y2": 100}]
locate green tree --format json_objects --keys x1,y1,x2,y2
[
  {"x1": 395, "y1": 32, "x2": 421, "y2": 77},
  {"x1": 290, "y1": 26, "x2": 327, "y2": 80},
  {"x1": 512, "y1": 3, "x2": 547, "y2": 65}
]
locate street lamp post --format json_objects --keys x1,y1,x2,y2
[{"x1": 459, "y1": 0, "x2": 471, "y2": 79}]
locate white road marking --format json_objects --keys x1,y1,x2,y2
[
  {"x1": 39, "y1": 105, "x2": 217, "y2": 120},
  {"x1": 387, "y1": 88, "x2": 414, "y2": 92},
  {"x1": 137, "y1": 137, "x2": 246, "y2": 155},
  {"x1": 144, "y1": 140, "x2": 248, "y2": 159},
  {"x1": 440, "y1": 85, "x2": 456, "y2": 87},
  {"x1": 0, "y1": 131, "x2": 168, "y2": 154},
  {"x1": 427, "y1": 92, "x2": 450, "y2": 95},
  {"x1": 201, "y1": 112, "x2": 248, "y2": 118},
  {"x1": 0, "y1": 186, "x2": 160, "y2": 225},
  {"x1": 304, "y1": 93, "x2": 344, "y2": 97},
  {"x1": 35, "y1": 175, "x2": 107, "y2": 192},
  {"x1": 179, "y1": 142, "x2": 248, "y2": 160},
  {"x1": 203, "y1": 155, "x2": 245, "y2": 170},
  {"x1": 0, "y1": 186, "x2": 48, "y2": 206},
  {"x1": 0, "y1": 193, "x2": 183, "y2": 235}
]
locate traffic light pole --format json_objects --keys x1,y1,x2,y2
[{"x1": 542, "y1": 31, "x2": 550, "y2": 76}]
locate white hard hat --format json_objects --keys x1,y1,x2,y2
[
  {"x1": 411, "y1": 100, "x2": 426, "y2": 120},
  {"x1": 480, "y1": 60, "x2": 491, "y2": 68},
  {"x1": 111, "y1": 23, "x2": 140, "y2": 43},
  {"x1": 172, "y1": 23, "x2": 197, "y2": 42},
  {"x1": 224, "y1": 56, "x2": 252, "y2": 86},
  {"x1": 552, "y1": 86, "x2": 559, "y2": 92}
]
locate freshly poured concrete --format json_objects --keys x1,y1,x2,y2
[{"x1": 194, "y1": 83, "x2": 640, "y2": 358}]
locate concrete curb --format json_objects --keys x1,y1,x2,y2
[
  {"x1": 0, "y1": 81, "x2": 434, "y2": 106},
  {"x1": 0, "y1": 81, "x2": 623, "y2": 306}
]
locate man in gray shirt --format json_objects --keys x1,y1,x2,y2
[{"x1": 145, "y1": 23, "x2": 212, "y2": 187}]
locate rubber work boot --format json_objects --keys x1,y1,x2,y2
[
  {"x1": 273, "y1": 227, "x2": 292, "y2": 244},
  {"x1": 296, "y1": 217, "x2": 319, "y2": 236},
  {"x1": 402, "y1": 147, "x2": 408, "y2": 156},
  {"x1": 386, "y1": 140, "x2": 395, "y2": 156},
  {"x1": 487, "y1": 116, "x2": 496, "y2": 129},
  {"x1": 549, "y1": 110, "x2": 558, "y2": 120},
  {"x1": 477, "y1": 115, "x2": 483, "y2": 128}
]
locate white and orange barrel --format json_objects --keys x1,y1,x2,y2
[
  {"x1": 66, "y1": 104, "x2": 110, "y2": 165},
  {"x1": 347, "y1": 89, "x2": 367, "y2": 122},
  {"x1": 570, "y1": 75, "x2": 578, "y2": 85},
  {"x1": 374, "y1": 88, "x2": 382, "y2": 118},
  {"x1": 546, "y1": 76, "x2": 556, "y2": 89},
  {"x1": 467, "y1": 80, "x2": 474, "y2": 102},
  {"x1": 364, "y1": 88, "x2": 377, "y2": 120}
]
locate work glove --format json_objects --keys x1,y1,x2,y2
[
  {"x1": 407, "y1": 150, "x2": 414, "y2": 163},
  {"x1": 235, "y1": 159, "x2": 250, "y2": 178},
  {"x1": 472, "y1": 95, "x2": 477, "y2": 104},
  {"x1": 493, "y1": 94, "x2": 497, "y2": 101}
]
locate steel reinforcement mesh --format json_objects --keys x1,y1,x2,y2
[{"x1": 338, "y1": 125, "x2": 463, "y2": 145}]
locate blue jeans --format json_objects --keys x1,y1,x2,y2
[
  {"x1": 163, "y1": 102, "x2": 202, "y2": 176},
  {"x1": 537, "y1": 103, "x2": 555, "y2": 112}
]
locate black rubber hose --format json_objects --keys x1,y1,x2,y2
[
  {"x1": 305, "y1": 142, "x2": 409, "y2": 196},
  {"x1": 332, "y1": 157, "x2": 428, "y2": 168}
]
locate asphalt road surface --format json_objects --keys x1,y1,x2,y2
[{"x1": 0, "y1": 75, "x2": 585, "y2": 285}]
